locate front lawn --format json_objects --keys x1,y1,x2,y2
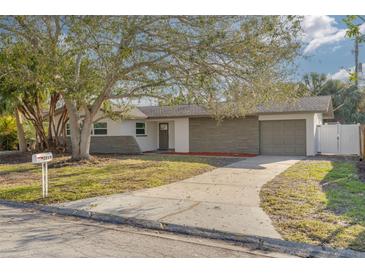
[
  {"x1": 0, "y1": 153, "x2": 238, "y2": 204},
  {"x1": 261, "y1": 158, "x2": 365, "y2": 251}
]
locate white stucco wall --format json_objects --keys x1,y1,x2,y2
[
  {"x1": 122, "y1": 120, "x2": 158, "y2": 152},
  {"x1": 55, "y1": 110, "x2": 179, "y2": 152},
  {"x1": 174, "y1": 118, "x2": 189, "y2": 152},
  {"x1": 258, "y1": 113, "x2": 323, "y2": 156},
  {"x1": 168, "y1": 121, "x2": 175, "y2": 149},
  {"x1": 95, "y1": 115, "x2": 187, "y2": 152},
  {"x1": 313, "y1": 113, "x2": 323, "y2": 153},
  {"x1": 135, "y1": 121, "x2": 158, "y2": 152},
  {"x1": 93, "y1": 113, "x2": 158, "y2": 152}
]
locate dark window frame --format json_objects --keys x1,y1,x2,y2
[
  {"x1": 136, "y1": 122, "x2": 146, "y2": 136},
  {"x1": 92, "y1": 122, "x2": 108, "y2": 136}
]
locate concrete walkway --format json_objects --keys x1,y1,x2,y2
[{"x1": 60, "y1": 155, "x2": 302, "y2": 239}]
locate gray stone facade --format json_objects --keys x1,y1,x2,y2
[
  {"x1": 67, "y1": 136, "x2": 142, "y2": 154},
  {"x1": 189, "y1": 117, "x2": 260, "y2": 154}
]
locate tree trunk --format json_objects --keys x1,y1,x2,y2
[
  {"x1": 67, "y1": 109, "x2": 93, "y2": 161},
  {"x1": 14, "y1": 108, "x2": 27, "y2": 152},
  {"x1": 63, "y1": 98, "x2": 94, "y2": 161},
  {"x1": 63, "y1": 98, "x2": 82, "y2": 160},
  {"x1": 79, "y1": 116, "x2": 93, "y2": 160},
  {"x1": 69, "y1": 117, "x2": 81, "y2": 160}
]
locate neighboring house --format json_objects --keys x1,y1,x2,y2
[{"x1": 58, "y1": 96, "x2": 334, "y2": 156}]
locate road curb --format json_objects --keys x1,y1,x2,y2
[{"x1": 1, "y1": 198, "x2": 364, "y2": 258}]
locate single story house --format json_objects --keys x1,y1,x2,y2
[{"x1": 61, "y1": 95, "x2": 334, "y2": 156}]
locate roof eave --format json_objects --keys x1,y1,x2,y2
[
  {"x1": 146, "y1": 114, "x2": 211, "y2": 119},
  {"x1": 255, "y1": 110, "x2": 329, "y2": 116}
]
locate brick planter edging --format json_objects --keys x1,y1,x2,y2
[{"x1": 1, "y1": 199, "x2": 364, "y2": 258}]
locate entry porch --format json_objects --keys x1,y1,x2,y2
[{"x1": 135, "y1": 118, "x2": 189, "y2": 153}]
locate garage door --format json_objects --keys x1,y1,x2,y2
[{"x1": 259, "y1": 120, "x2": 306, "y2": 156}]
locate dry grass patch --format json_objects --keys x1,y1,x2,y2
[
  {"x1": 0, "y1": 153, "x2": 238, "y2": 204},
  {"x1": 261, "y1": 159, "x2": 365, "y2": 251}
]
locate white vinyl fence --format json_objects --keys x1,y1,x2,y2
[{"x1": 317, "y1": 123, "x2": 360, "y2": 156}]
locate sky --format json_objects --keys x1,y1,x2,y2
[{"x1": 298, "y1": 15, "x2": 365, "y2": 81}]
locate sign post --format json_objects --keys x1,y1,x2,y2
[{"x1": 32, "y1": 152, "x2": 53, "y2": 198}]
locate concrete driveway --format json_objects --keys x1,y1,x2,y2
[{"x1": 61, "y1": 155, "x2": 302, "y2": 239}]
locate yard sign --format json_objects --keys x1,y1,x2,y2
[{"x1": 32, "y1": 152, "x2": 53, "y2": 198}]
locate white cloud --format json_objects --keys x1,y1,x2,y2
[
  {"x1": 329, "y1": 68, "x2": 350, "y2": 81},
  {"x1": 302, "y1": 16, "x2": 347, "y2": 54},
  {"x1": 302, "y1": 16, "x2": 365, "y2": 55},
  {"x1": 360, "y1": 23, "x2": 365, "y2": 33},
  {"x1": 328, "y1": 64, "x2": 365, "y2": 82}
]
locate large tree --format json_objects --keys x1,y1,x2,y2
[
  {"x1": 0, "y1": 43, "x2": 68, "y2": 151},
  {"x1": 0, "y1": 16, "x2": 303, "y2": 160}
]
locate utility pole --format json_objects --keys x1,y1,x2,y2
[{"x1": 355, "y1": 36, "x2": 359, "y2": 88}]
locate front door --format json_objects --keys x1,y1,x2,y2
[{"x1": 159, "y1": 123, "x2": 169, "y2": 150}]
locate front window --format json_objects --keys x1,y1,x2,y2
[
  {"x1": 93, "y1": 122, "x2": 107, "y2": 135},
  {"x1": 136, "y1": 122, "x2": 146, "y2": 136},
  {"x1": 66, "y1": 122, "x2": 108, "y2": 135}
]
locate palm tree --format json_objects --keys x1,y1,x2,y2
[{"x1": 302, "y1": 73, "x2": 328, "y2": 95}]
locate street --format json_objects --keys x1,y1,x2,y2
[{"x1": 0, "y1": 205, "x2": 291, "y2": 257}]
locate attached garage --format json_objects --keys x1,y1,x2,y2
[
  {"x1": 259, "y1": 120, "x2": 306, "y2": 156},
  {"x1": 189, "y1": 117, "x2": 259, "y2": 154}
]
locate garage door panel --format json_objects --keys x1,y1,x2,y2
[
  {"x1": 272, "y1": 136, "x2": 284, "y2": 145},
  {"x1": 295, "y1": 130, "x2": 304, "y2": 137},
  {"x1": 284, "y1": 135, "x2": 295, "y2": 145},
  {"x1": 260, "y1": 120, "x2": 306, "y2": 156},
  {"x1": 295, "y1": 138, "x2": 306, "y2": 145}
]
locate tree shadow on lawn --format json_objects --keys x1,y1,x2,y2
[
  {"x1": 314, "y1": 158, "x2": 365, "y2": 251},
  {"x1": 261, "y1": 157, "x2": 365, "y2": 252},
  {"x1": 1, "y1": 153, "x2": 237, "y2": 204}
]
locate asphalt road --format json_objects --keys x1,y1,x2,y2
[{"x1": 0, "y1": 205, "x2": 292, "y2": 258}]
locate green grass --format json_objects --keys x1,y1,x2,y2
[
  {"x1": 0, "y1": 154, "x2": 237, "y2": 204},
  {"x1": 260, "y1": 159, "x2": 365, "y2": 251}
]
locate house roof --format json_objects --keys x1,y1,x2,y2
[
  {"x1": 137, "y1": 96, "x2": 334, "y2": 119},
  {"x1": 137, "y1": 104, "x2": 208, "y2": 118},
  {"x1": 48, "y1": 96, "x2": 334, "y2": 120},
  {"x1": 255, "y1": 95, "x2": 333, "y2": 115}
]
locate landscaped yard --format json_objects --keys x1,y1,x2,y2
[
  {"x1": 0, "y1": 153, "x2": 238, "y2": 204},
  {"x1": 261, "y1": 157, "x2": 365, "y2": 251}
]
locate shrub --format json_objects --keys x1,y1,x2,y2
[{"x1": 0, "y1": 115, "x2": 18, "y2": 150}]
